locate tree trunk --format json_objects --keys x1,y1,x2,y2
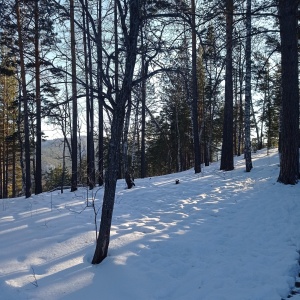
[
  {"x1": 12, "y1": 118, "x2": 16, "y2": 197},
  {"x1": 244, "y1": 0, "x2": 252, "y2": 172},
  {"x1": 86, "y1": 0, "x2": 95, "y2": 189},
  {"x1": 16, "y1": 0, "x2": 31, "y2": 198},
  {"x1": 70, "y1": 0, "x2": 78, "y2": 192},
  {"x1": 220, "y1": 0, "x2": 234, "y2": 171},
  {"x1": 97, "y1": 0, "x2": 104, "y2": 186},
  {"x1": 34, "y1": 0, "x2": 42, "y2": 195},
  {"x1": 140, "y1": 28, "x2": 147, "y2": 178},
  {"x1": 277, "y1": 0, "x2": 299, "y2": 184},
  {"x1": 191, "y1": 0, "x2": 201, "y2": 173},
  {"x1": 123, "y1": 94, "x2": 132, "y2": 175}
]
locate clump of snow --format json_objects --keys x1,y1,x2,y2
[{"x1": 1, "y1": 149, "x2": 300, "y2": 300}]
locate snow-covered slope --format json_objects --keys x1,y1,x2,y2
[{"x1": 1, "y1": 149, "x2": 300, "y2": 300}]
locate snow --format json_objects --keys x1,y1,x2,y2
[{"x1": 1, "y1": 149, "x2": 300, "y2": 300}]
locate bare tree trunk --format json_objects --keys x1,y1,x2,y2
[
  {"x1": 70, "y1": 0, "x2": 78, "y2": 192},
  {"x1": 16, "y1": 0, "x2": 31, "y2": 198},
  {"x1": 237, "y1": 44, "x2": 243, "y2": 157},
  {"x1": 0, "y1": 127, "x2": 3, "y2": 199},
  {"x1": 244, "y1": 0, "x2": 252, "y2": 172},
  {"x1": 85, "y1": 0, "x2": 95, "y2": 189},
  {"x1": 34, "y1": 0, "x2": 43, "y2": 194},
  {"x1": 12, "y1": 118, "x2": 16, "y2": 197},
  {"x1": 191, "y1": 0, "x2": 201, "y2": 173},
  {"x1": 131, "y1": 98, "x2": 140, "y2": 171},
  {"x1": 220, "y1": 0, "x2": 234, "y2": 171},
  {"x1": 277, "y1": 0, "x2": 299, "y2": 184},
  {"x1": 140, "y1": 27, "x2": 147, "y2": 178},
  {"x1": 97, "y1": 0, "x2": 104, "y2": 186},
  {"x1": 175, "y1": 103, "x2": 182, "y2": 172},
  {"x1": 123, "y1": 94, "x2": 132, "y2": 176}
]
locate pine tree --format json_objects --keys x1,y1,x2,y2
[
  {"x1": 277, "y1": 0, "x2": 299, "y2": 184},
  {"x1": 220, "y1": 0, "x2": 234, "y2": 171}
]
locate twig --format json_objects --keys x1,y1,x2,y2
[{"x1": 30, "y1": 266, "x2": 38, "y2": 287}]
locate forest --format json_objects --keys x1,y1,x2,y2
[{"x1": 0, "y1": 0, "x2": 299, "y2": 263}]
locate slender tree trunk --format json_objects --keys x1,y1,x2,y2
[
  {"x1": 233, "y1": 67, "x2": 238, "y2": 156},
  {"x1": 140, "y1": 28, "x2": 147, "y2": 178},
  {"x1": 4, "y1": 114, "x2": 8, "y2": 198},
  {"x1": 16, "y1": 0, "x2": 31, "y2": 198},
  {"x1": 61, "y1": 135, "x2": 67, "y2": 193},
  {"x1": 97, "y1": 0, "x2": 104, "y2": 186},
  {"x1": 85, "y1": 0, "x2": 95, "y2": 188},
  {"x1": 277, "y1": 0, "x2": 299, "y2": 184},
  {"x1": 244, "y1": 0, "x2": 252, "y2": 172},
  {"x1": 0, "y1": 135, "x2": 2, "y2": 199},
  {"x1": 17, "y1": 84, "x2": 26, "y2": 194},
  {"x1": 123, "y1": 94, "x2": 132, "y2": 175},
  {"x1": 251, "y1": 99, "x2": 260, "y2": 151},
  {"x1": 70, "y1": 0, "x2": 78, "y2": 192},
  {"x1": 92, "y1": 0, "x2": 141, "y2": 264},
  {"x1": 82, "y1": 1, "x2": 89, "y2": 183},
  {"x1": 191, "y1": 0, "x2": 201, "y2": 173},
  {"x1": 237, "y1": 46, "x2": 243, "y2": 157},
  {"x1": 220, "y1": 0, "x2": 234, "y2": 171},
  {"x1": 34, "y1": 0, "x2": 42, "y2": 194},
  {"x1": 131, "y1": 98, "x2": 140, "y2": 170},
  {"x1": 12, "y1": 118, "x2": 16, "y2": 197}
]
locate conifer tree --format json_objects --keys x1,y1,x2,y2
[
  {"x1": 277, "y1": 0, "x2": 299, "y2": 184},
  {"x1": 220, "y1": 0, "x2": 234, "y2": 171}
]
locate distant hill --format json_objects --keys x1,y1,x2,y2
[{"x1": 41, "y1": 137, "x2": 87, "y2": 172}]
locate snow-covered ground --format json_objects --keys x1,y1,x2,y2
[{"x1": 1, "y1": 149, "x2": 300, "y2": 300}]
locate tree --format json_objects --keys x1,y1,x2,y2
[
  {"x1": 16, "y1": 0, "x2": 32, "y2": 198},
  {"x1": 244, "y1": 0, "x2": 252, "y2": 172},
  {"x1": 277, "y1": 0, "x2": 299, "y2": 184},
  {"x1": 44, "y1": 165, "x2": 71, "y2": 191},
  {"x1": 220, "y1": 0, "x2": 234, "y2": 171},
  {"x1": 70, "y1": 0, "x2": 78, "y2": 192},
  {"x1": 92, "y1": 0, "x2": 142, "y2": 264},
  {"x1": 0, "y1": 45, "x2": 22, "y2": 198},
  {"x1": 202, "y1": 25, "x2": 224, "y2": 164},
  {"x1": 34, "y1": 0, "x2": 42, "y2": 194},
  {"x1": 191, "y1": 0, "x2": 201, "y2": 173},
  {"x1": 97, "y1": 0, "x2": 104, "y2": 186}
]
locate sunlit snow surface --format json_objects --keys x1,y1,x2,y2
[{"x1": 1, "y1": 149, "x2": 300, "y2": 300}]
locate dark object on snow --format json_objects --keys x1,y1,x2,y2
[
  {"x1": 125, "y1": 171, "x2": 135, "y2": 189},
  {"x1": 175, "y1": 179, "x2": 180, "y2": 184}
]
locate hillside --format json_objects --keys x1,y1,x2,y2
[
  {"x1": 41, "y1": 137, "x2": 87, "y2": 172},
  {"x1": 1, "y1": 149, "x2": 300, "y2": 300}
]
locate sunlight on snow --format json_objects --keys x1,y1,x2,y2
[
  {"x1": 18, "y1": 207, "x2": 52, "y2": 218},
  {"x1": 0, "y1": 224, "x2": 28, "y2": 235},
  {"x1": 35, "y1": 212, "x2": 71, "y2": 224},
  {"x1": 0, "y1": 215, "x2": 15, "y2": 223},
  {"x1": 112, "y1": 251, "x2": 138, "y2": 265},
  {"x1": 5, "y1": 256, "x2": 84, "y2": 288}
]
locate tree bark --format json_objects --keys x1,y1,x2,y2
[
  {"x1": 97, "y1": 0, "x2": 104, "y2": 186},
  {"x1": 277, "y1": 0, "x2": 299, "y2": 184},
  {"x1": 140, "y1": 27, "x2": 147, "y2": 178},
  {"x1": 191, "y1": 0, "x2": 201, "y2": 173},
  {"x1": 86, "y1": 0, "x2": 95, "y2": 189},
  {"x1": 220, "y1": 0, "x2": 234, "y2": 171},
  {"x1": 70, "y1": 0, "x2": 78, "y2": 192},
  {"x1": 244, "y1": 0, "x2": 252, "y2": 172}
]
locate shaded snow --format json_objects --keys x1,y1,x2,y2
[{"x1": 1, "y1": 149, "x2": 300, "y2": 300}]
